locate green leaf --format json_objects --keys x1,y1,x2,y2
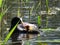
[
  {"x1": 0, "y1": 6, "x2": 10, "y2": 21},
  {"x1": 17, "y1": 8, "x2": 21, "y2": 17},
  {"x1": 46, "y1": 0, "x2": 49, "y2": 13},
  {"x1": 0, "y1": 0, "x2": 3, "y2": 7},
  {"x1": 37, "y1": 16, "x2": 41, "y2": 26},
  {"x1": 26, "y1": 0, "x2": 29, "y2": 2},
  {"x1": 2, "y1": 21, "x2": 19, "y2": 45}
]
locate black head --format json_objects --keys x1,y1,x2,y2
[{"x1": 11, "y1": 17, "x2": 21, "y2": 28}]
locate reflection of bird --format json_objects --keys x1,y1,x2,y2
[
  {"x1": 17, "y1": 19, "x2": 40, "y2": 39},
  {"x1": 9, "y1": 17, "x2": 40, "y2": 45}
]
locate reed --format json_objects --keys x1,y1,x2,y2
[
  {"x1": 0, "y1": 0, "x2": 3, "y2": 7},
  {"x1": 46, "y1": 0, "x2": 50, "y2": 28},
  {"x1": 2, "y1": 21, "x2": 19, "y2": 45}
]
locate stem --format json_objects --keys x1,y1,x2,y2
[{"x1": 46, "y1": 0, "x2": 49, "y2": 28}]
